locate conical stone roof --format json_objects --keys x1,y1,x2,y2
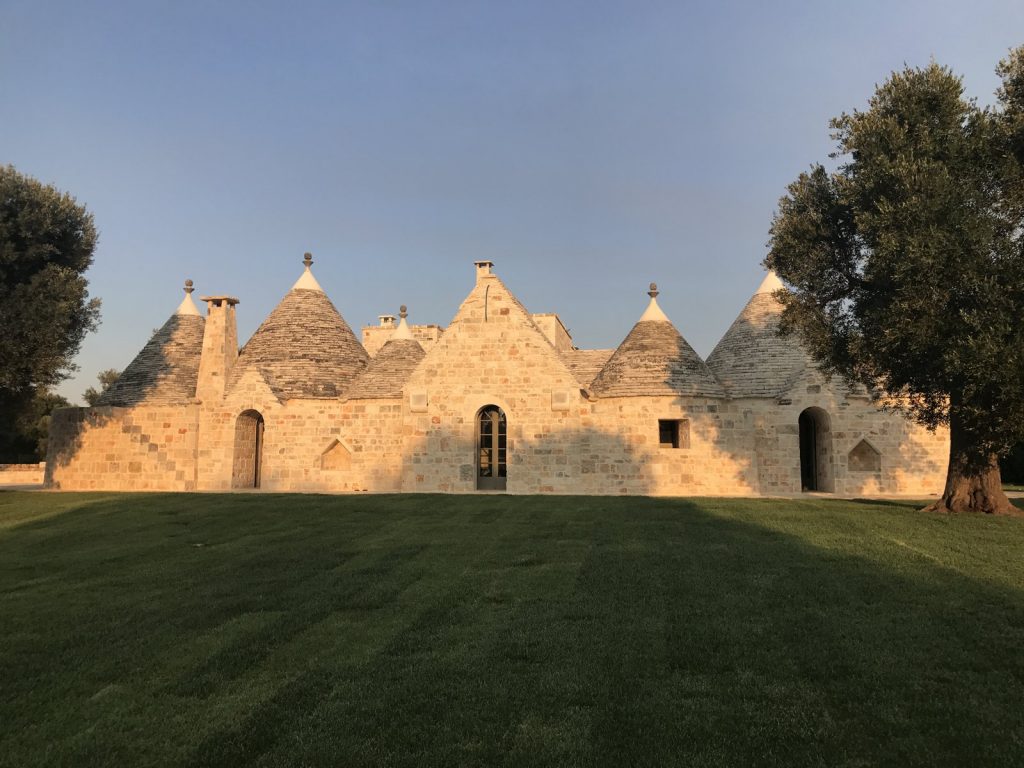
[
  {"x1": 98, "y1": 282, "x2": 205, "y2": 406},
  {"x1": 228, "y1": 257, "x2": 368, "y2": 399},
  {"x1": 706, "y1": 271, "x2": 811, "y2": 398},
  {"x1": 590, "y1": 285, "x2": 725, "y2": 399},
  {"x1": 348, "y1": 339, "x2": 425, "y2": 399},
  {"x1": 348, "y1": 307, "x2": 425, "y2": 399}
]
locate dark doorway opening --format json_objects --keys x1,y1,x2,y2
[{"x1": 798, "y1": 407, "x2": 833, "y2": 492}]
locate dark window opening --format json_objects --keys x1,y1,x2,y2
[{"x1": 658, "y1": 419, "x2": 689, "y2": 449}]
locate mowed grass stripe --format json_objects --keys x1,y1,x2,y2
[{"x1": 0, "y1": 492, "x2": 1022, "y2": 767}]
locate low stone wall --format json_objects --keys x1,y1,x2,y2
[{"x1": 0, "y1": 462, "x2": 45, "y2": 485}]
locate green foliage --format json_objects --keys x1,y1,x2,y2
[
  {"x1": 82, "y1": 368, "x2": 120, "y2": 406},
  {"x1": 0, "y1": 165, "x2": 101, "y2": 395},
  {"x1": 0, "y1": 387, "x2": 70, "y2": 462},
  {"x1": 1, "y1": 166, "x2": 99, "y2": 461},
  {"x1": 766, "y1": 50, "x2": 1024, "y2": 463}
]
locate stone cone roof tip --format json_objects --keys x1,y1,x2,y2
[
  {"x1": 98, "y1": 285, "x2": 206, "y2": 407},
  {"x1": 638, "y1": 295, "x2": 670, "y2": 322},
  {"x1": 229, "y1": 274, "x2": 368, "y2": 400},
  {"x1": 291, "y1": 253, "x2": 324, "y2": 292},
  {"x1": 590, "y1": 283, "x2": 724, "y2": 398},
  {"x1": 175, "y1": 279, "x2": 201, "y2": 316},
  {"x1": 706, "y1": 271, "x2": 810, "y2": 398},
  {"x1": 755, "y1": 270, "x2": 785, "y2": 295},
  {"x1": 392, "y1": 306, "x2": 413, "y2": 340}
]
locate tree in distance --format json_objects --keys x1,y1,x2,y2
[
  {"x1": 83, "y1": 368, "x2": 120, "y2": 407},
  {"x1": 0, "y1": 166, "x2": 101, "y2": 460},
  {"x1": 766, "y1": 47, "x2": 1024, "y2": 514}
]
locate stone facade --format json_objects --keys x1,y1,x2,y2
[{"x1": 45, "y1": 260, "x2": 950, "y2": 496}]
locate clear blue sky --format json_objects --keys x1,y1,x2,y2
[{"x1": 2, "y1": 1, "x2": 1022, "y2": 403}]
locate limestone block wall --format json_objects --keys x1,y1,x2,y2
[
  {"x1": 585, "y1": 396, "x2": 759, "y2": 496},
  {"x1": 196, "y1": 368, "x2": 281, "y2": 491},
  {"x1": 198, "y1": 368, "x2": 404, "y2": 492},
  {"x1": 400, "y1": 286, "x2": 588, "y2": 493},
  {"x1": 362, "y1": 323, "x2": 443, "y2": 357},
  {"x1": 531, "y1": 314, "x2": 573, "y2": 352},
  {"x1": 742, "y1": 367, "x2": 948, "y2": 496},
  {"x1": 45, "y1": 405, "x2": 200, "y2": 490},
  {"x1": 400, "y1": 392, "x2": 588, "y2": 494}
]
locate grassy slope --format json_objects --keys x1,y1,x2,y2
[{"x1": 1, "y1": 492, "x2": 1023, "y2": 768}]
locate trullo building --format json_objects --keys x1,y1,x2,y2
[{"x1": 45, "y1": 257, "x2": 949, "y2": 495}]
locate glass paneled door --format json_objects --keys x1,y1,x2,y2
[{"x1": 477, "y1": 405, "x2": 507, "y2": 490}]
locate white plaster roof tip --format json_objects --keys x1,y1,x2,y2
[
  {"x1": 756, "y1": 270, "x2": 785, "y2": 295},
  {"x1": 175, "y1": 279, "x2": 202, "y2": 316},
  {"x1": 393, "y1": 305, "x2": 414, "y2": 340},
  {"x1": 291, "y1": 252, "x2": 324, "y2": 292},
  {"x1": 638, "y1": 282, "x2": 670, "y2": 322}
]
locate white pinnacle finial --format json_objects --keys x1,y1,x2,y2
[
  {"x1": 175, "y1": 279, "x2": 201, "y2": 316},
  {"x1": 639, "y1": 282, "x2": 670, "y2": 322},
  {"x1": 756, "y1": 270, "x2": 785, "y2": 295},
  {"x1": 393, "y1": 305, "x2": 414, "y2": 340},
  {"x1": 291, "y1": 251, "x2": 324, "y2": 292}
]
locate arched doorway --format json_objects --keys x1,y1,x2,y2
[
  {"x1": 477, "y1": 405, "x2": 507, "y2": 491},
  {"x1": 232, "y1": 410, "x2": 265, "y2": 489},
  {"x1": 798, "y1": 407, "x2": 833, "y2": 492}
]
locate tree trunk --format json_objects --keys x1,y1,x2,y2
[{"x1": 923, "y1": 415, "x2": 1018, "y2": 515}]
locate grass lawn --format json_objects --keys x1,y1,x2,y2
[{"x1": 2, "y1": 492, "x2": 1024, "y2": 767}]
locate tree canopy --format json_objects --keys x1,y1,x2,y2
[
  {"x1": 83, "y1": 368, "x2": 120, "y2": 407},
  {"x1": 766, "y1": 48, "x2": 1024, "y2": 514},
  {"x1": 0, "y1": 165, "x2": 100, "y2": 394},
  {"x1": 0, "y1": 166, "x2": 100, "y2": 461}
]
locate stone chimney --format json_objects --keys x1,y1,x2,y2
[
  {"x1": 474, "y1": 260, "x2": 495, "y2": 283},
  {"x1": 196, "y1": 294, "x2": 240, "y2": 402},
  {"x1": 378, "y1": 314, "x2": 396, "y2": 329}
]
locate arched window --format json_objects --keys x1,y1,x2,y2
[
  {"x1": 477, "y1": 405, "x2": 507, "y2": 491},
  {"x1": 232, "y1": 410, "x2": 265, "y2": 489},
  {"x1": 798, "y1": 407, "x2": 834, "y2": 492}
]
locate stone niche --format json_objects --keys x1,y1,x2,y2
[
  {"x1": 848, "y1": 439, "x2": 881, "y2": 472},
  {"x1": 321, "y1": 439, "x2": 353, "y2": 470}
]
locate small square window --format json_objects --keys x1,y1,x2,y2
[{"x1": 658, "y1": 419, "x2": 689, "y2": 449}]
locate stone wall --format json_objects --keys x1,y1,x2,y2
[
  {"x1": 743, "y1": 366, "x2": 948, "y2": 496},
  {"x1": 0, "y1": 463, "x2": 45, "y2": 486},
  {"x1": 362, "y1": 323, "x2": 443, "y2": 357},
  {"x1": 46, "y1": 405, "x2": 200, "y2": 490},
  {"x1": 195, "y1": 367, "x2": 403, "y2": 492},
  {"x1": 42, "y1": 381, "x2": 948, "y2": 497},
  {"x1": 585, "y1": 396, "x2": 759, "y2": 495},
  {"x1": 399, "y1": 272, "x2": 587, "y2": 493}
]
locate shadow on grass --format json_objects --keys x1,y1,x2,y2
[{"x1": 1, "y1": 493, "x2": 1023, "y2": 768}]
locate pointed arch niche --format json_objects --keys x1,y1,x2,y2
[
  {"x1": 320, "y1": 439, "x2": 353, "y2": 471},
  {"x1": 848, "y1": 438, "x2": 882, "y2": 472}
]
